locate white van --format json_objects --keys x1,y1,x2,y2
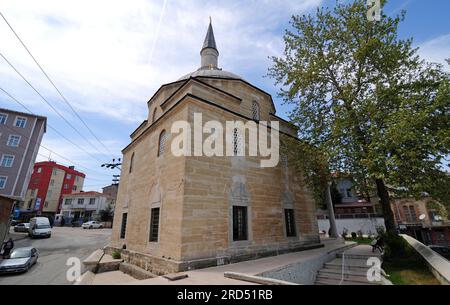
[{"x1": 28, "y1": 217, "x2": 52, "y2": 238}]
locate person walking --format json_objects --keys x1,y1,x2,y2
[{"x1": 2, "y1": 238, "x2": 14, "y2": 258}]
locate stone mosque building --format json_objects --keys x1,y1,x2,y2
[{"x1": 108, "y1": 21, "x2": 321, "y2": 275}]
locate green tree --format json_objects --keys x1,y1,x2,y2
[{"x1": 269, "y1": 0, "x2": 450, "y2": 233}]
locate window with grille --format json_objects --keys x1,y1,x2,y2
[
  {"x1": 65, "y1": 199, "x2": 72, "y2": 205},
  {"x1": 284, "y1": 209, "x2": 297, "y2": 237},
  {"x1": 149, "y1": 207, "x2": 160, "y2": 242},
  {"x1": 89, "y1": 198, "x2": 96, "y2": 205},
  {"x1": 232, "y1": 128, "x2": 243, "y2": 156},
  {"x1": 251, "y1": 101, "x2": 260, "y2": 121},
  {"x1": 158, "y1": 130, "x2": 167, "y2": 157},
  {"x1": 120, "y1": 213, "x2": 128, "y2": 239},
  {"x1": 233, "y1": 206, "x2": 248, "y2": 241}
]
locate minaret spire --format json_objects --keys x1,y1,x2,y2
[{"x1": 200, "y1": 18, "x2": 219, "y2": 70}]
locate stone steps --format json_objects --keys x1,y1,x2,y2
[
  {"x1": 324, "y1": 258, "x2": 371, "y2": 271},
  {"x1": 336, "y1": 252, "x2": 381, "y2": 260},
  {"x1": 317, "y1": 269, "x2": 381, "y2": 284},
  {"x1": 315, "y1": 278, "x2": 376, "y2": 285},
  {"x1": 315, "y1": 245, "x2": 384, "y2": 285}
]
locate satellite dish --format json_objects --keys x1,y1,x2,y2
[{"x1": 419, "y1": 214, "x2": 426, "y2": 220}]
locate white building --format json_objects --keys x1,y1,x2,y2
[{"x1": 60, "y1": 191, "x2": 114, "y2": 221}]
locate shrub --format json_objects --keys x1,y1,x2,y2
[
  {"x1": 381, "y1": 232, "x2": 414, "y2": 260},
  {"x1": 112, "y1": 250, "x2": 121, "y2": 260},
  {"x1": 357, "y1": 230, "x2": 363, "y2": 238},
  {"x1": 351, "y1": 232, "x2": 357, "y2": 239},
  {"x1": 341, "y1": 228, "x2": 348, "y2": 239}
]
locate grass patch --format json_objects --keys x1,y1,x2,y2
[
  {"x1": 383, "y1": 250, "x2": 440, "y2": 285},
  {"x1": 344, "y1": 237, "x2": 374, "y2": 245}
]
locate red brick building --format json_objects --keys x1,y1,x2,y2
[{"x1": 21, "y1": 161, "x2": 85, "y2": 217}]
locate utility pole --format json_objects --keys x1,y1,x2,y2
[{"x1": 101, "y1": 158, "x2": 122, "y2": 170}]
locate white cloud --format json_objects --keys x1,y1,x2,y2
[
  {"x1": 417, "y1": 34, "x2": 450, "y2": 71},
  {"x1": 0, "y1": 0, "x2": 322, "y2": 124},
  {"x1": 1, "y1": 0, "x2": 323, "y2": 188}
]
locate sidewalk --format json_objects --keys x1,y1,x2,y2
[{"x1": 91, "y1": 238, "x2": 354, "y2": 285}]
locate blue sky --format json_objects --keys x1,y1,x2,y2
[{"x1": 1, "y1": 0, "x2": 449, "y2": 191}]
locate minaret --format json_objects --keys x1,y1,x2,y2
[{"x1": 200, "y1": 18, "x2": 219, "y2": 70}]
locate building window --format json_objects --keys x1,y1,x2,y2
[
  {"x1": 284, "y1": 209, "x2": 297, "y2": 237},
  {"x1": 120, "y1": 213, "x2": 128, "y2": 239},
  {"x1": 44, "y1": 202, "x2": 49, "y2": 208},
  {"x1": 65, "y1": 199, "x2": 72, "y2": 205},
  {"x1": 0, "y1": 113, "x2": 7, "y2": 125},
  {"x1": 251, "y1": 101, "x2": 260, "y2": 121},
  {"x1": 7, "y1": 135, "x2": 21, "y2": 147},
  {"x1": 232, "y1": 206, "x2": 248, "y2": 241},
  {"x1": 152, "y1": 108, "x2": 157, "y2": 123},
  {"x1": 77, "y1": 198, "x2": 84, "y2": 205},
  {"x1": 14, "y1": 117, "x2": 27, "y2": 128},
  {"x1": 232, "y1": 128, "x2": 243, "y2": 156},
  {"x1": 89, "y1": 198, "x2": 96, "y2": 205},
  {"x1": 149, "y1": 207, "x2": 160, "y2": 242},
  {"x1": 0, "y1": 176, "x2": 7, "y2": 189},
  {"x1": 129, "y1": 152, "x2": 135, "y2": 173},
  {"x1": 403, "y1": 205, "x2": 418, "y2": 223},
  {"x1": 73, "y1": 185, "x2": 77, "y2": 191},
  {"x1": 158, "y1": 130, "x2": 167, "y2": 157},
  {"x1": 37, "y1": 167, "x2": 42, "y2": 173},
  {"x1": 50, "y1": 179, "x2": 55, "y2": 186},
  {"x1": 64, "y1": 184, "x2": 68, "y2": 189},
  {"x1": 76, "y1": 176, "x2": 80, "y2": 182},
  {"x1": 52, "y1": 169, "x2": 57, "y2": 176},
  {"x1": 66, "y1": 174, "x2": 72, "y2": 180},
  {"x1": 1, "y1": 155, "x2": 14, "y2": 167}
]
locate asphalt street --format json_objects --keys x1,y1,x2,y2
[{"x1": 0, "y1": 226, "x2": 111, "y2": 285}]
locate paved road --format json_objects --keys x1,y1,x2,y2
[{"x1": 0, "y1": 227, "x2": 111, "y2": 285}]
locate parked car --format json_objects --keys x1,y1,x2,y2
[
  {"x1": 28, "y1": 217, "x2": 52, "y2": 238},
  {"x1": 82, "y1": 221, "x2": 103, "y2": 229},
  {"x1": 14, "y1": 223, "x2": 30, "y2": 233},
  {"x1": 10, "y1": 220, "x2": 20, "y2": 226},
  {"x1": 0, "y1": 247, "x2": 39, "y2": 274},
  {"x1": 429, "y1": 245, "x2": 450, "y2": 260}
]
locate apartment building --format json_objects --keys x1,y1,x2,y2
[
  {"x1": 0, "y1": 107, "x2": 46, "y2": 199},
  {"x1": 23, "y1": 161, "x2": 85, "y2": 216}
]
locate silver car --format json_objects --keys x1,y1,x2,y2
[
  {"x1": 0, "y1": 247, "x2": 39, "y2": 274},
  {"x1": 14, "y1": 223, "x2": 30, "y2": 233}
]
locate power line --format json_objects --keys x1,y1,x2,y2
[
  {"x1": 0, "y1": 51, "x2": 111, "y2": 161},
  {"x1": 0, "y1": 11, "x2": 116, "y2": 158},
  {"x1": 0, "y1": 86, "x2": 106, "y2": 164},
  {"x1": 1, "y1": 122, "x2": 111, "y2": 178}
]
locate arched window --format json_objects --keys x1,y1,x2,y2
[
  {"x1": 251, "y1": 101, "x2": 260, "y2": 121},
  {"x1": 232, "y1": 128, "x2": 243, "y2": 156},
  {"x1": 129, "y1": 152, "x2": 135, "y2": 173},
  {"x1": 158, "y1": 130, "x2": 168, "y2": 157},
  {"x1": 152, "y1": 108, "x2": 157, "y2": 123}
]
